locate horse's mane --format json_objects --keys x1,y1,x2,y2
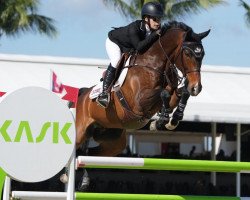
[
  {"x1": 162, "y1": 21, "x2": 200, "y2": 42},
  {"x1": 164, "y1": 21, "x2": 192, "y2": 32}
]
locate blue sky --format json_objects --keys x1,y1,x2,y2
[{"x1": 0, "y1": 0, "x2": 250, "y2": 67}]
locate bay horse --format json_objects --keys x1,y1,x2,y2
[{"x1": 75, "y1": 22, "x2": 210, "y2": 157}]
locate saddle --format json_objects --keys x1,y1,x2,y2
[
  {"x1": 89, "y1": 52, "x2": 135, "y2": 99},
  {"x1": 112, "y1": 53, "x2": 146, "y2": 122},
  {"x1": 90, "y1": 52, "x2": 143, "y2": 122},
  {"x1": 103, "y1": 52, "x2": 132, "y2": 84}
]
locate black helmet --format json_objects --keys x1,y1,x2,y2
[{"x1": 141, "y1": 2, "x2": 164, "y2": 19}]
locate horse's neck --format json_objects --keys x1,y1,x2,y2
[
  {"x1": 159, "y1": 28, "x2": 186, "y2": 58},
  {"x1": 126, "y1": 29, "x2": 186, "y2": 87},
  {"x1": 134, "y1": 29, "x2": 185, "y2": 67}
]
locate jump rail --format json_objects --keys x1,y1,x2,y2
[
  {"x1": 11, "y1": 156, "x2": 250, "y2": 200},
  {"x1": 77, "y1": 156, "x2": 250, "y2": 173},
  {"x1": 11, "y1": 191, "x2": 245, "y2": 200}
]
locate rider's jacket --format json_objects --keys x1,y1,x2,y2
[{"x1": 108, "y1": 20, "x2": 159, "y2": 53}]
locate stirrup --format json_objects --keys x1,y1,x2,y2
[{"x1": 96, "y1": 93, "x2": 110, "y2": 108}]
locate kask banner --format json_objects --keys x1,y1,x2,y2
[{"x1": 0, "y1": 87, "x2": 76, "y2": 183}]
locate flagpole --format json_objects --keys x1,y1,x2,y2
[{"x1": 50, "y1": 69, "x2": 53, "y2": 91}]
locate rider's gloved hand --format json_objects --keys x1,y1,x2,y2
[
  {"x1": 155, "y1": 29, "x2": 161, "y2": 36},
  {"x1": 155, "y1": 24, "x2": 169, "y2": 36}
]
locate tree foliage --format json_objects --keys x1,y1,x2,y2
[
  {"x1": 239, "y1": 0, "x2": 250, "y2": 27},
  {"x1": 0, "y1": 0, "x2": 57, "y2": 38},
  {"x1": 102, "y1": 0, "x2": 226, "y2": 21}
]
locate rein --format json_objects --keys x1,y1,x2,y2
[
  {"x1": 158, "y1": 34, "x2": 184, "y2": 88},
  {"x1": 158, "y1": 33, "x2": 202, "y2": 87}
]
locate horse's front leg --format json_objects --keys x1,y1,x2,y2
[
  {"x1": 166, "y1": 87, "x2": 190, "y2": 130},
  {"x1": 150, "y1": 89, "x2": 172, "y2": 130}
]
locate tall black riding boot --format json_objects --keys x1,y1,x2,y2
[{"x1": 96, "y1": 64, "x2": 116, "y2": 108}]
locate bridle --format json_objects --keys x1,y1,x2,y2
[
  {"x1": 158, "y1": 33, "x2": 204, "y2": 87},
  {"x1": 180, "y1": 41, "x2": 204, "y2": 74}
]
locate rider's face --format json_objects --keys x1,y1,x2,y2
[{"x1": 146, "y1": 17, "x2": 161, "y2": 30}]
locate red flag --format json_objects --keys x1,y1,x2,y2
[
  {"x1": 62, "y1": 85, "x2": 79, "y2": 108},
  {"x1": 51, "y1": 71, "x2": 66, "y2": 97},
  {"x1": 0, "y1": 92, "x2": 6, "y2": 97},
  {"x1": 51, "y1": 70, "x2": 79, "y2": 108}
]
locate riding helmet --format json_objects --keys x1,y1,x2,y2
[{"x1": 141, "y1": 2, "x2": 164, "y2": 19}]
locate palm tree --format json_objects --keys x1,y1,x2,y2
[
  {"x1": 239, "y1": 0, "x2": 250, "y2": 27},
  {"x1": 0, "y1": 0, "x2": 57, "y2": 38},
  {"x1": 102, "y1": 0, "x2": 226, "y2": 21}
]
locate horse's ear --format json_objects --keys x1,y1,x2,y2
[{"x1": 198, "y1": 29, "x2": 211, "y2": 40}]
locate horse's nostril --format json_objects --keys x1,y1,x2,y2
[
  {"x1": 193, "y1": 87, "x2": 197, "y2": 94},
  {"x1": 192, "y1": 83, "x2": 202, "y2": 96}
]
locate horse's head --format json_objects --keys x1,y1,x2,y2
[
  {"x1": 159, "y1": 22, "x2": 210, "y2": 96},
  {"x1": 176, "y1": 28, "x2": 210, "y2": 96}
]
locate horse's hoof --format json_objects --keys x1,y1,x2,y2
[
  {"x1": 60, "y1": 173, "x2": 68, "y2": 184},
  {"x1": 78, "y1": 176, "x2": 90, "y2": 192},
  {"x1": 165, "y1": 118, "x2": 179, "y2": 130},
  {"x1": 149, "y1": 120, "x2": 157, "y2": 131}
]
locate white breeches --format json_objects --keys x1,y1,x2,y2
[{"x1": 106, "y1": 38, "x2": 121, "y2": 68}]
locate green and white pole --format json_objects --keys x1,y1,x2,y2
[
  {"x1": 76, "y1": 193, "x2": 241, "y2": 200},
  {"x1": 11, "y1": 191, "x2": 242, "y2": 200},
  {"x1": 77, "y1": 156, "x2": 250, "y2": 173}
]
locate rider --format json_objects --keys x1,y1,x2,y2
[{"x1": 96, "y1": 1, "x2": 164, "y2": 108}]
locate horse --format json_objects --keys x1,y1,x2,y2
[
  {"x1": 74, "y1": 22, "x2": 210, "y2": 190},
  {"x1": 75, "y1": 22, "x2": 210, "y2": 157}
]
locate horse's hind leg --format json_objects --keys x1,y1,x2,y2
[
  {"x1": 88, "y1": 130, "x2": 127, "y2": 156},
  {"x1": 77, "y1": 130, "x2": 127, "y2": 191},
  {"x1": 76, "y1": 117, "x2": 94, "y2": 149},
  {"x1": 75, "y1": 117, "x2": 95, "y2": 192},
  {"x1": 61, "y1": 118, "x2": 93, "y2": 187},
  {"x1": 76, "y1": 139, "x2": 90, "y2": 156}
]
